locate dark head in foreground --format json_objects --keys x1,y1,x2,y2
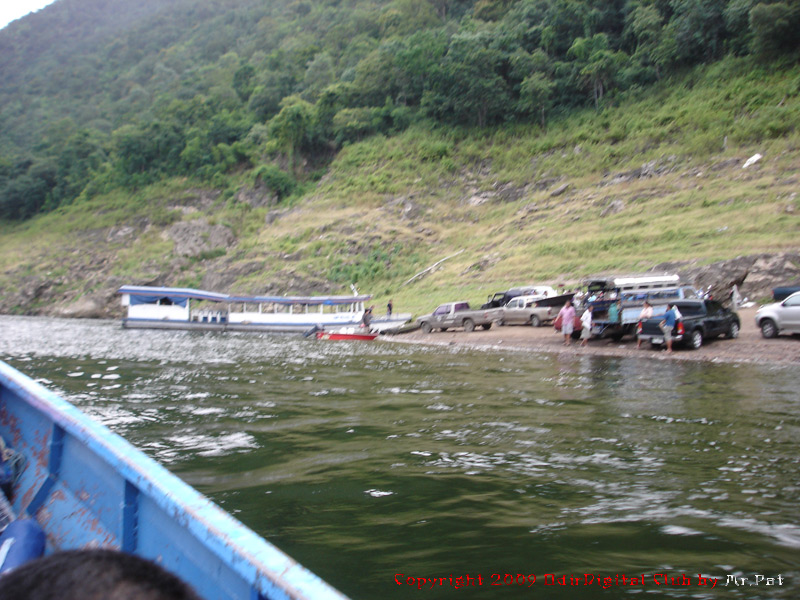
[{"x1": 0, "y1": 549, "x2": 201, "y2": 600}]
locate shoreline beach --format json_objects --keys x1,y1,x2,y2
[{"x1": 391, "y1": 307, "x2": 800, "y2": 366}]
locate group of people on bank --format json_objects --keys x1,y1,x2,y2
[{"x1": 556, "y1": 299, "x2": 683, "y2": 352}]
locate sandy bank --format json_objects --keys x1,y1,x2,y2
[{"x1": 389, "y1": 307, "x2": 800, "y2": 366}]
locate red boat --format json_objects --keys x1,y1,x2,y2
[{"x1": 316, "y1": 328, "x2": 380, "y2": 341}]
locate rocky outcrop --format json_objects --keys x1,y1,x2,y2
[
  {"x1": 54, "y1": 296, "x2": 106, "y2": 319},
  {"x1": 653, "y1": 252, "x2": 800, "y2": 302},
  {"x1": 162, "y1": 219, "x2": 235, "y2": 258}
]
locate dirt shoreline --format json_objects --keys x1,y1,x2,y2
[{"x1": 389, "y1": 307, "x2": 800, "y2": 366}]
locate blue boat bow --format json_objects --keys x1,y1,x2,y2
[{"x1": 0, "y1": 360, "x2": 349, "y2": 600}]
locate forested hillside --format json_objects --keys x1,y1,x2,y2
[
  {"x1": 0, "y1": 0, "x2": 799, "y2": 318},
  {"x1": 2, "y1": 0, "x2": 799, "y2": 220}
]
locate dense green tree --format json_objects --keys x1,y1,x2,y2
[
  {"x1": 377, "y1": 0, "x2": 441, "y2": 37},
  {"x1": 301, "y1": 52, "x2": 336, "y2": 102},
  {"x1": 248, "y1": 70, "x2": 296, "y2": 123},
  {"x1": 351, "y1": 44, "x2": 407, "y2": 107},
  {"x1": 423, "y1": 30, "x2": 512, "y2": 127},
  {"x1": 51, "y1": 129, "x2": 108, "y2": 206},
  {"x1": 625, "y1": 2, "x2": 667, "y2": 77},
  {"x1": 539, "y1": 0, "x2": 590, "y2": 59},
  {"x1": 749, "y1": 2, "x2": 800, "y2": 59},
  {"x1": 723, "y1": 0, "x2": 758, "y2": 56},
  {"x1": 233, "y1": 64, "x2": 256, "y2": 102},
  {"x1": 112, "y1": 121, "x2": 184, "y2": 180},
  {"x1": 393, "y1": 29, "x2": 449, "y2": 105},
  {"x1": 313, "y1": 83, "x2": 356, "y2": 142},
  {"x1": 568, "y1": 34, "x2": 628, "y2": 109},
  {"x1": 331, "y1": 107, "x2": 378, "y2": 144},
  {"x1": 0, "y1": 154, "x2": 61, "y2": 219},
  {"x1": 669, "y1": 0, "x2": 728, "y2": 63},
  {"x1": 268, "y1": 96, "x2": 315, "y2": 174},
  {"x1": 474, "y1": 0, "x2": 516, "y2": 22},
  {"x1": 518, "y1": 72, "x2": 555, "y2": 126}
]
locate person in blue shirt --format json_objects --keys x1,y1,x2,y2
[
  {"x1": 659, "y1": 304, "x2": 678, "y2": 353},
  {"x1": 607, "y1": 300, "x2": 621, "y2": 323}
]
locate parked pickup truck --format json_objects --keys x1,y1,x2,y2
[
  {"x1": 497, "y1": 295, "x2": 556, "y2": 327},
  {"x1": 636, "y1": 299, "x2": 740, "y2": 350},
  {"x1": 482, "y1": 286, "x2": 574, "y2": 309},
  {"x1": 418, "y1": 301, "x2": 500, "y2": 333}
]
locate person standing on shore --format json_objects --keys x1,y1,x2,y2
[
  {"x1": 557, "y1": 300, "x2": 576, "y2": 346},
  {"x1": 659, "y1": 303, "x2": 677, "y2": 353},
  {"x1": 387, "y1": 299, "x2": 394, "y2": 316},
  {"x1": 580, "y1": 305, "x2": 593, "y2": 347},
  {"x1": 730, "y1": 284, "x2": 741, "y2": 313},
  {"x1": 636, "y1": 301, "x2": 654, "y2": 349},
  {"x1": 608, "y1": 299, "x2": 621, "y2": 324},
  {"x1": 361, "y1": 306, "x2": 374, "y2": 329}
]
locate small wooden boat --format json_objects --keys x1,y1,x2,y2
[
  {"x1": 315, "y1": 328, "x2": 380, "y2": 341},
  {"x1": 0, "y1": 360, "x2": 348, "y2": 600}
]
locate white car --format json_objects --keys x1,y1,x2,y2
[{"x1": 755, "y1": 291, "x2": 800, "y2": 338}]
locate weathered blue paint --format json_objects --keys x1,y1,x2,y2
[{"x1": 0, "y1": 360, "x2": 349, "y2": 600}]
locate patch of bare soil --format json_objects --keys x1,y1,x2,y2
[{"x1": 390, "y1": 307, "x2": 800, "y2": 366}]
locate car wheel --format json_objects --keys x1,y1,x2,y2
[
  {"x1": 463, "y1": 318, "x2": 475, "y2": 332},
  {"x1": 760, "y1": 319, "x2": 777, "y2": 339},
  {"x1": 530, "y1": 315, "x2": 541, "y2": 327},
  {"x1": 726, "y1": 322, "x2": 740, "y2": 339},
  {"x1": 688, "y1": 329, "x2": 703, "y2": 350},
  {"x1": 420, "y1": 322, "x2": 432, "y2": 334}
]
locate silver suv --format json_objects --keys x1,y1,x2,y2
[{"x1": 755, "y1": 291, "x2": 800, "y2": 338}]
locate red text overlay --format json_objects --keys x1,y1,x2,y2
[{"x1": 394, "y1": 572, "x2": 764, "y2": 591}]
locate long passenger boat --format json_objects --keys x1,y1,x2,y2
[
  {"x1": 0, "y1": 360, "x2": 349, "y2": 599},
  {"x1": 118, "y1": 285, "x2": 410, "y2": 333}
]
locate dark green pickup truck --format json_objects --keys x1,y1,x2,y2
[{"x1": 636, "y1": 299, "x2": 740, "y2": 350}]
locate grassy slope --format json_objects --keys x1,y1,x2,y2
[{"x1": 1, "y1": 58, "x2": 799, "y2": 317}]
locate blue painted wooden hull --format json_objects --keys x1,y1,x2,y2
[{"x1": 0, "y1": 360, "x2": 348, "y2": 600}]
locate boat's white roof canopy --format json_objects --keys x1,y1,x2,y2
[{"x1": 118, "y1": 285, "x2": 372, "y2": 305}]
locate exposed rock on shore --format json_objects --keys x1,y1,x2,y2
[{"x1": 653, "y1": 252, "x2": 800, "y2": 302}]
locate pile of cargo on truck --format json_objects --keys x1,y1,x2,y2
[
  {"x1": 581, "y1": 274, "x2": 701, "y2": 341},
  {"x1": 481, "y1": 285, "x2": 574, "y2": 309}
]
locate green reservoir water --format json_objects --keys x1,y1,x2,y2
[{"x1": 2, "y1": 315, "x2": 799, "y2": 599}]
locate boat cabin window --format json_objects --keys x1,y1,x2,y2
[{"x1": 157, "y1": 297, "x2": 174, "y2": 305}]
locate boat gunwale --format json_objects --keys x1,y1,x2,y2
[{"x1": 0, "y1": 360, "x2": 348, "y2": 600}]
